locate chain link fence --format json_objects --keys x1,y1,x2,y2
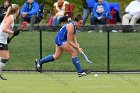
[{"x1": 4, "y1": 25, "x2": 140, "y2": 72}]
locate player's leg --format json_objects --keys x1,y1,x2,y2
[
  {"x1": 35, "y1": 45, "x2": 63, "y2": 72},
  {"x1": 0, "y1": 50, "x2": 9, "y2": 80},
  {"x1": 40, "y1": 45, "x2": 63, "y2": 64},
  {"x1": 60, "y1": 43, "x2": 86, "y2": 77}
]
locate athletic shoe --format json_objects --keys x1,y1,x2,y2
[
  {"x1": 78, "y1": 72, "x2": 87, "y2": 77},
  {"x1": 35, "y1": 59, "x2": 42, "y2": 73},
  {"x1": 83, "y1": 70, "x2": 91, "y2": 75},
  {"x1": 78, "y1": 70, "x2": 91, "y2": 77},
  {"x1": 0, "y1": 75, "x2": 7, "y2": 80}
]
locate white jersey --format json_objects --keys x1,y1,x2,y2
[{"x1": 0, "y1": 15, "x2": 14, "y2": 44}]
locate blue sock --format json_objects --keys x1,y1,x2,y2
[
  {"x1": 39, "y1": 54, "x2": 54, "y2": 65},
  {"x1": 72, "y1": 57, "x2": 83, "y2": 73}
]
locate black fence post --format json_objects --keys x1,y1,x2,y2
[
  {"x1": 39, "y1": 27, "x2": 42, "y2": 59},
  {"x1": 107, "y1": 29, "x2": 110, "y2": 74}
]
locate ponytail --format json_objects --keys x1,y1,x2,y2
[{"x1": 4, "y1": 5, "x2": 12, "y2": 18}]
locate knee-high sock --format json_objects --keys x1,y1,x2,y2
[
  {"x1": 40, "y1": 54, "x2": 54, "y2": 65},
  {"x1": 0, "y1": 62, "x2": 5, "y2": 73},
  {"x1": 72, "y1": 57, "x2": 83, "y2": 73}
]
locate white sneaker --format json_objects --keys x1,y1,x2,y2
[{"x1": 78, "y1": 72, "x2": 87, "y2": 77}]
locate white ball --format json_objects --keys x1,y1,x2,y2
[{"x1": 94, "y1": 74, "x2": 98, "y2": 77}]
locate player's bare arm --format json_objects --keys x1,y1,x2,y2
[
  {"x1": 73, "y1": 35, "x2": 79, "y2": 47},
  {"x1": 66, "y1": 23, "x2": 83, "y2": 53},
  {"x1": 66, "y1": 23, "x2": 78, "y2": 48}
]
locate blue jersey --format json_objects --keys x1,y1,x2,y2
[
  {"x1": 86, "y1": 0, "x2": 96, "y2": 8},
  {"x1": 55, "y1": 21, "x2": 77, "y2": 46}
]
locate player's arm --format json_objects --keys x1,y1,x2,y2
[
  {"x1": 73, "y1": 35, "x2": 80, "y2": 47},
  {"x1": 70, "y1": 39, "x2": 79, "y2": 49},
  {"x1": 66, "y1": 23, "x2": 79, "y2": 48},
  {"x1": 66, "y1": 24, "x2": 83, "y2": 53},
  {"x1": 73, "y1": 34, "x2": 83, "y2": 53},
  {"x1": 66, "y1": 23, "x2": 83, "y2": 53},
  {"x1": 2, "y1": 17, "x2": 14, "y2": 35}
]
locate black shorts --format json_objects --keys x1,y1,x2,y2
[{"x1": 0, "y1": 43, "x2": 8, "y2": 50}]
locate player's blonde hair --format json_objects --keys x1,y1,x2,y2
[{"x1": 5, "y1": 4, "x2": 19, "y2": 18}]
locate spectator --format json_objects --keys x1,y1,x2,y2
[
  {"x1": 52, "y1": 0, "x2": 69, "y2": 26},
  {"x1": 91, "y1": 0, "x2": 109, "y2": 25},
  {"x1": 122, "y1": 0, "x2": 140, "y2": 25},
  {"x1": 82, "y1": 0, "x2": 96, "y2": 25},
  {"x1": 19, "y1": 0, "x2": 40, "y2": 26},
  {"x1": 0, "y1": 0, "x2": 11, "y2": 23}
]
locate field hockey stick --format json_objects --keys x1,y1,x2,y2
[
  {"x1": 81, "y1": 51, "x2": 92, "y2": 64},
  {"x1": 8, "y1": 22, "x2": 28, "y2": 43}
]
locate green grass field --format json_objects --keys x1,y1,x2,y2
[
  {"x1": 0, "y1": 72, "x2": 140, "y2": 93},
  {"x1": 4, "y1": 31, "x2": 140, "y2": 72}
]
